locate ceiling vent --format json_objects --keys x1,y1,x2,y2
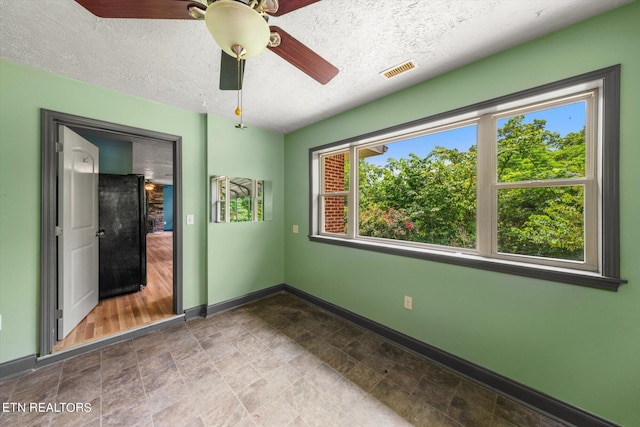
[{"x1": 380, "y1": 60, "x2": 418, "y2": 79}]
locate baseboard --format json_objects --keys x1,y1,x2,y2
[
  {"x1": 0, "y1": 283, "x2": 287, "y2": 380},
  {"x1": 185, "y1": 304, "x2": 207, "y2": 320},
  {"x1": 0, "y1": 354, "x2": 37, "y2": 380},
  {"x1": 0, "y1": 283, "x2": 620, "y2": 426},
  {"x1": 282, "y1": 284, "x2": 619, "y2": 427},
  {"x1": 205, "y1": 284, "x2": 286, "y2": 316},
  {"x1": 36, "y1": 315, "x2": 186, "y2": 368}
]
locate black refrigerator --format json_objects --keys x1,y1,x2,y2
[{"x1": 98, "y1": 174, "x2": 147, "y2": 299}]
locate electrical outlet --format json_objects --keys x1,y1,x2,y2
[
  {"x1": 186, "y1": 214, "x2": 194, "y2": 225},
  {"x1": 404, "y1": 296, "x2": 413, "y2": 310},
  {"x1": 292, "y1": 225, "x2": 299, "y2": 234}
]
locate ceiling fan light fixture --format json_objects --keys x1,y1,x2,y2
[{"x1": 205, "y1": 0, "x2": 270, "y2": 59}]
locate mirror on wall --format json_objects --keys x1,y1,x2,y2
[{"x1": 211, "y1": 176, "x2": 272, "y2": 223}]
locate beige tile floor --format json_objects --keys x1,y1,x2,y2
[{"x1": 0, "y1": 293, "x2": 567, "y2": 426}]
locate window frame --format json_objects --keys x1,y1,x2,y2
[
  {"x1": 352, "y1": 119, "x2": 481, "y2": 252},
  {"x1": 319, "y1": 150, "x2": 351, "y2": 236},
  {"x1": 308, "y1": 65, "x2": 625, "y2": 291},
  {"x1": 211, "y1": 176, "x2": 265, "y2": 223},
  {"x1": 487, "y1": 92, "x2": 598, "y2": 271}
]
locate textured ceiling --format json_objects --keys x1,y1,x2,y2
[{"x1": 0, "y1": 0, "x2": 631, "y2": 134}]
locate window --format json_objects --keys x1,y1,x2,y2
[
  {"x1": 320, "y1": 151, "x2": 349, "y2": 234},
  {"x1": 309, "y1": 66, "x2": 624, "y2": 290},
  {"x1": 491, "y1": 96, "x2": 596, "y2": 270},
  {"x1": 211, "y1": 176, "x2": 264, "y2": 222},
  {"x1": 357, "y1": 123, "x2": 478, "y2": 250}
]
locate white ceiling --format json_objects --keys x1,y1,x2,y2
[{"x1": 0, "y1": 0, "x2": 631, "y2": 134}]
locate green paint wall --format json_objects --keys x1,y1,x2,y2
[
  {"x1": 206, "y1": 115, "x2": 285, "y2": 304},
  {"x1": 284, "y1": 3, "x2": 639, "y2": 426},
  {"x1": 0, "y1": 59, "x2": 206, "y2": 362},
  {"x1": 0, "y1": 3, "x2": 638, "y2": 425},
  {"x1": 0, "y1": 59, "x2": 284, "y2": 365}
]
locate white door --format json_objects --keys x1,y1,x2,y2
[{"x1": 57, "y1": 126, "x2": 100, "y2": 339}]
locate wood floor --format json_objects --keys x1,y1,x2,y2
[{"x1": 53, "y1": 232, "x2": 174, "y2": 352}]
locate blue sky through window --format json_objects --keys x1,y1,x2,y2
[{"x1": 365, "y1": 101, "x2": 586, "y2": 167}]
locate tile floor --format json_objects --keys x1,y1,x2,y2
[{"x1": 0, "y1": 293, "x2": 568, "y2": 426}]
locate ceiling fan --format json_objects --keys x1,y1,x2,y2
[{"x1": 75, "y1": 0, "x2": 339, "y2": 90}]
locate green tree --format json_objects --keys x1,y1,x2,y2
[
  {"x1": 359, "y1": 148, "x2": 476, "y2": 248},
  {"x1": 358, "y1": 115, "x2": 585, "y2": 260},
  {"x1": 496, "y1": 117, "x2": 585, "y2": 260}
]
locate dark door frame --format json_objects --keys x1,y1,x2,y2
[{"x1": 40, "y1": 109, "x2": 183, "y2": 356}]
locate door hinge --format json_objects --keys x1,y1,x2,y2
[
  {"x1": 55, "y1": 226, "x2": 63, "y2": 236},
  {"x1": 56, "y1": 309, "x2": 63, "y2": 319},
  {"x1": 55, "y1": 142, "x2": 63, "y2": 152}
]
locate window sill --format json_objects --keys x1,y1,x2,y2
[{"x1": 309, "y1": 234, "x2": 626, "y2": 291}]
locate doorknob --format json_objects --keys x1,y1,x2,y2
[{"x1": 96, "y1": 229, "x2": 105, "y2": 238}]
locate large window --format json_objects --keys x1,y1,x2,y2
[{"x1": 310, "y1": 67, "x2": 624, "y2": 290}]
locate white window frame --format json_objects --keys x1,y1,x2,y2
[
  {"x1": 489, "y1": 92, "x2": 599, "y2": 271},
  {"x1": 318, "y1": 150, "x2": 351, "y2": 236},
  {"x1": 309, "y1": 66, "x2": 625, "y2": 291},
  {"x1": 211, "y1": 176, "x2": 264, "y2": 223},
  {"x1": 253, "y1": 179, "x2": 264, "y2": 222}
]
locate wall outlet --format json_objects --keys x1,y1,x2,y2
[
  {"x1": 404, "y1": 296, "x2": 413, "y2": 310},
  {"x1": 292, "y1": 224, "x2": 299, "y2": 234},
  {"x1": 186, "y1": 214, "x2": 194, "y2": 225}
]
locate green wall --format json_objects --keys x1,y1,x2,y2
[
  {"x1": 1, "y1": 2, "x2": 638, "y2": 425},
  {"x1": 0, "y1": 59, "x2": 284, "y2": 365},
  {"x1": 284, "y1": 3, "x2": 639, "y2": 426},
  {"x1": 206, "y1": 115, "x2": 285, "y2": 303}
]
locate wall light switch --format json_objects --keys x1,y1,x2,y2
[
  {"x1": 186, "y1": 214, "x2": 195, "y2": 225},
  {"x1": 292, "y1": 225, "x2": 299, "y2": 234}
]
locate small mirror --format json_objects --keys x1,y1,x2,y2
[{"x1": 211, "y1": 176, "x2": 272, "y2": 223}]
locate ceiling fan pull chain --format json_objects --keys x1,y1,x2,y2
[
  {"x1": 235, "y1": 54, "x2": 242, "y2": 117},
  {"x1": 232, "y1": 45, "x2": 247, "y2": 129}
]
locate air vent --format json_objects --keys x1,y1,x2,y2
[{"x1": 380, "y1": 60, "x2": 418, "y2": 79}]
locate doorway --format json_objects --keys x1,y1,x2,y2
[{"x1": 40, "y1": 109, "x2": 183, "y2": 357}]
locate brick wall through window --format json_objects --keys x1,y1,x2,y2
[{"x1": 323, "y1": 153, "x2": 346, "y2": 233}]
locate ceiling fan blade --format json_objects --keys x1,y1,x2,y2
[
  {"x1": 75, "y1": 0, "x2": 205, "y2": 19},
  {"x1": 268, "y1": 26, "x2": 338, "y2": 85},
  {"x1": 272, "y1": 0, "x2": 321, "y2": 16},
  {"x1": 219, "y1": 51, "x2": 245, "y2": 90}
]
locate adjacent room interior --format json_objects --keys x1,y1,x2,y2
[{"x1": 52, "y1": 129, "x2": 177, "y2": 352}]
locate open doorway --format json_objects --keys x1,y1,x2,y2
[{"x1": 40, "y1": 110, "x2": 183, "y2": 357}]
